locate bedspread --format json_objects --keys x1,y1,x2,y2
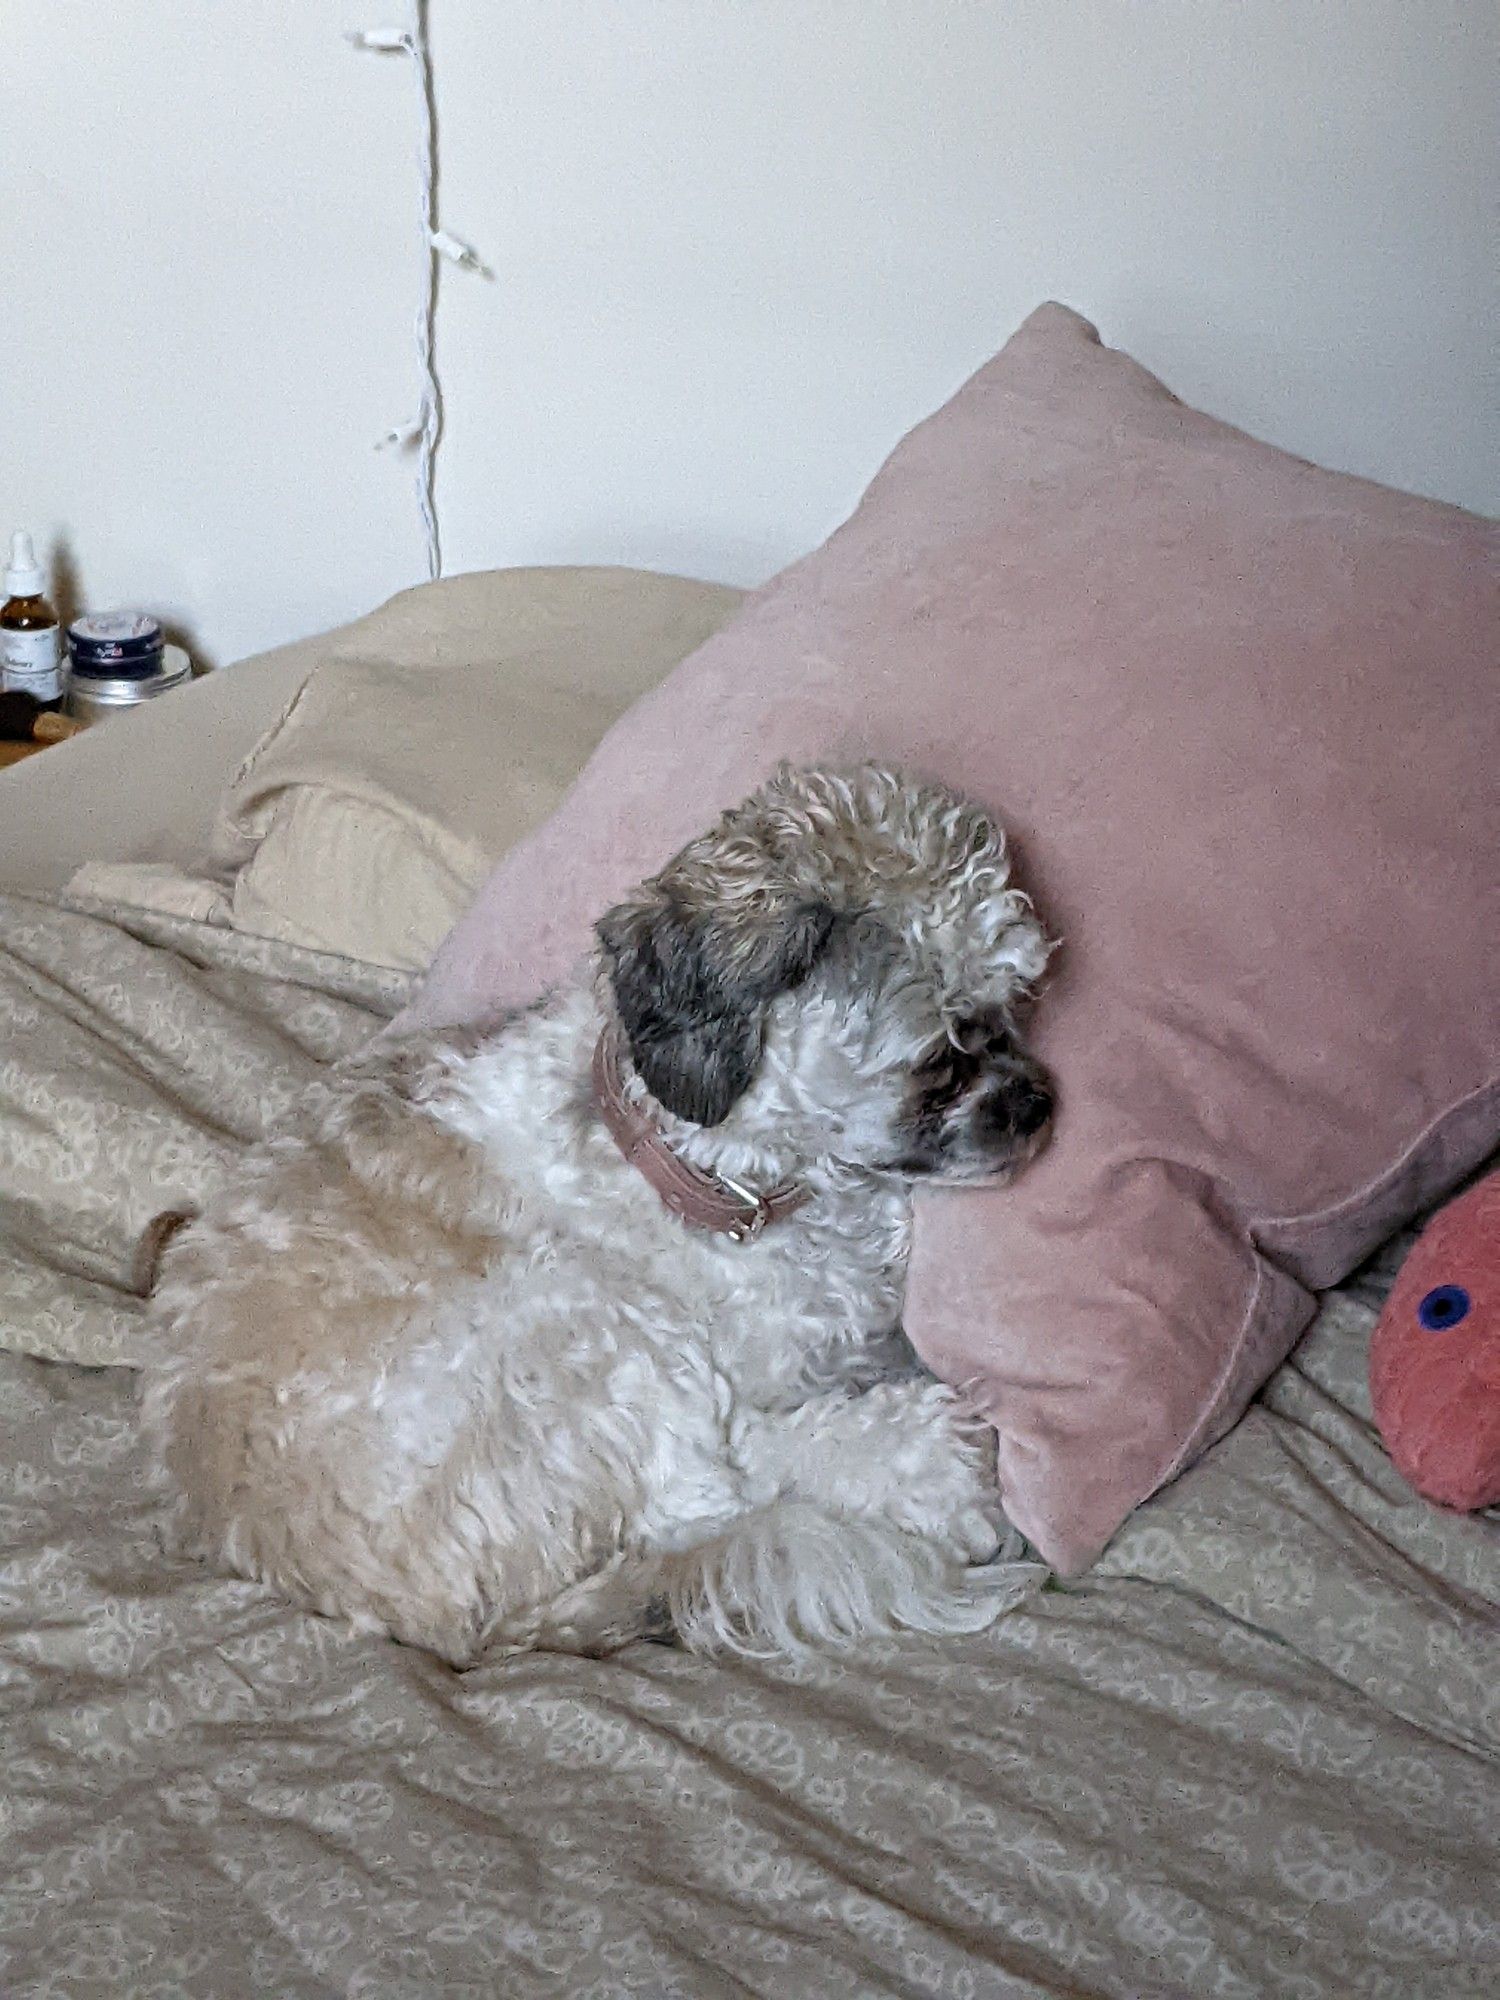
[{"x1": 0, "y1": 892, "x2": 1495, "y2": 1998}]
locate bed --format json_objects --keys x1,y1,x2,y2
[{"x1": 1, "y1": 568, "x2": 1495, "y2": 1999}]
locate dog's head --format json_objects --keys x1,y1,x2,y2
[{"x1": 595, "y1": 764, "x2": 1055, "y2": 1183}]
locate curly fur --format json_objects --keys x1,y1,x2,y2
[{"x1": 144, "y1": 764, "x2": 1055, "y2": 1665}]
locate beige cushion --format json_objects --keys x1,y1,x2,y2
[
  {"x1": 225, "y1": 786, "x2": 476, "y2": 968},
  {"x1": 0, "y1": 639, "x2": 319, "y2": 899},
  {"x1": 212, "y1": 567, "x2": 742, "y2": 969},
  {"x1": 57, "y1": 568, "x2": 743, "y2": 967}
]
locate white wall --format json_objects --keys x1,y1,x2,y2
[
  {"x1": 5, "y1": 2, "x2": 1495, "y2": 669},
  {"x1": 4, "y1": 2, "x2": 416, "y2": 667}
]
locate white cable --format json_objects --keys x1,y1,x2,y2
[
  {"x1": 350, "y1": 8, "x2": 487, "y2": 582},
  {"x1": 407, "y1": 7, "x2": 441, "y2": 580}
]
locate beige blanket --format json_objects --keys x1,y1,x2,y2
[
  {"x1": 0, "y1": 892, "x2": 1495, "y2": 1997},
  {"x1": 0, "y1": 892, "x2": 408, "y2": 1367}
]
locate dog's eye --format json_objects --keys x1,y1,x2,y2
[
  {"x1": 948, "y1": 1014, "x2": 1013, "y2": 1060},
  {"x1": 914, "y1": 1042, "x2": 973, "y2": 1095}
]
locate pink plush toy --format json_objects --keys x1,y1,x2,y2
[{"x1": 1369, "y1": 1170, "x2": 1500, "y2": 1512}]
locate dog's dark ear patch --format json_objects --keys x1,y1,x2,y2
[{"x1": 597, "y1": 895, "x2": 835, "y2": 1126}]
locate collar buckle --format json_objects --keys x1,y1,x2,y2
[
  {"x1": 718, "y1": 1176, "x2": 771, "y2": 1243},
  {"x1": 592, "y1": 1026, "x2": 808, "y2": 1243}
]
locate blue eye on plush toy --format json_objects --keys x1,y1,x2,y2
[
  {"x1": 1370, "y1": 1171, "x2": 1499, "y2": 1513},
  {"x1": 1417, "y1": 1284, "x2": 1470, "y2": 1330}
]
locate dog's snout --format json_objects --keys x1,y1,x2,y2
[
  {"x1": 1007, "y1": 1079, "x2": 1053, "y2": 1139},
  {"x1": 979, "y1": 1067, "x2": 1053, "y2": 1148}
]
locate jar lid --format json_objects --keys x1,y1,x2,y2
[{"x1": 69, "y1": 611, "x2": 165, "y2": 667}]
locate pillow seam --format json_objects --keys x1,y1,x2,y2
[
  {"x1": 1153, "y1": 1258, "x2": 1298, "y2": 1496},
  {"x1": 1254, "y1": 1072, "x2": 1500, "y2": 1235}
]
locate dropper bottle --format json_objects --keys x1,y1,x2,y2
[{"x1": 1, "y1": 532, "x2": 63, "y2": 710}]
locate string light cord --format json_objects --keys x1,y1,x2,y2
[{"x1": 349, "y1": 8, "x2": 489, "y2": 580}]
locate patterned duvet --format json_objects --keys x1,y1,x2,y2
[{"x1": 1, "y1": 892, "x2": 1495, "y2": 1998}]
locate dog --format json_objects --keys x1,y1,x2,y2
[{"x1": 145, "y1": 764, "x2": 1055, "y2": 1665}]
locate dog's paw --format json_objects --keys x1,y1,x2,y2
[
  {"x1": 871, "y1": 1382, "x2": 1006, "y2": 1564},
  {"x1": 942, "y1": 1499, "x2": 1007, "y2": 1567},
  {"x1": 959, "y1": 1552, "x2": 1050, "y2": 1615},
  {"x1": 910, "y1": 1476, "x2": 1006, "y2": 1568}
]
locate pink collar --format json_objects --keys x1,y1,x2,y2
[{"x1": 591, "y1": 1025, "x2": 809, "y2": 1244}]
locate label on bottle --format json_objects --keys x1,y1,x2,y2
[{"x1": 1, "y1": 627, "x2": 63, "y2": 701}]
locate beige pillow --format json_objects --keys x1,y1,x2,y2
[{"x1": 209, "y1": 568, "x2": 742, "y2": 968}]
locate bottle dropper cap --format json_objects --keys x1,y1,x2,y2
[{"x1": 5, "y1": 532, "x2": 44, "y2": 598}]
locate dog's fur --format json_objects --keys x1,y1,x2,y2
[{"x1": 145, "y1": 765, "x2": 1055, "y2": 1664}]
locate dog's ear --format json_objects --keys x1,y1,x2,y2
[{"x1": 597, "y1": 893, "x2": 836, "y2": 1125}]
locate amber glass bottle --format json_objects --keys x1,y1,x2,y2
[{"x1": 1, "y1": 531, "x2": 63, "y2": 710}]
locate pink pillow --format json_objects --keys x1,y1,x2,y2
[{"x1": 397, "y1": 305, "x2": 1499, "y2": 1573}]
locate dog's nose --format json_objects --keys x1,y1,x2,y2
[
  {"x1": 973, "y1": 1074, "x2": 1053, "y2": 1154},
  {"x1": 987, "y1": 1066, "x2": 1053, "y2": 1141},
  {"x1": 1007, "y1": 1081, "x2": 1054, "y2": 1139}
]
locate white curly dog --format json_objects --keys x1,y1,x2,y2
[{"x1": 147, "y1": 764, "x2": 1055, "y2": 1664}]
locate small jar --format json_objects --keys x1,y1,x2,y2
[
  {"x1": 68, "y1": 611, "x2": 165, "y2": 680},
  {"x1": 66, "y1": 643, "x2": 191, "y2": 726}
]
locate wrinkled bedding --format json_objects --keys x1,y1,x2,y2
[{"x1": 1, "y1": 891, "x2": 1496, "y2": 1998}]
